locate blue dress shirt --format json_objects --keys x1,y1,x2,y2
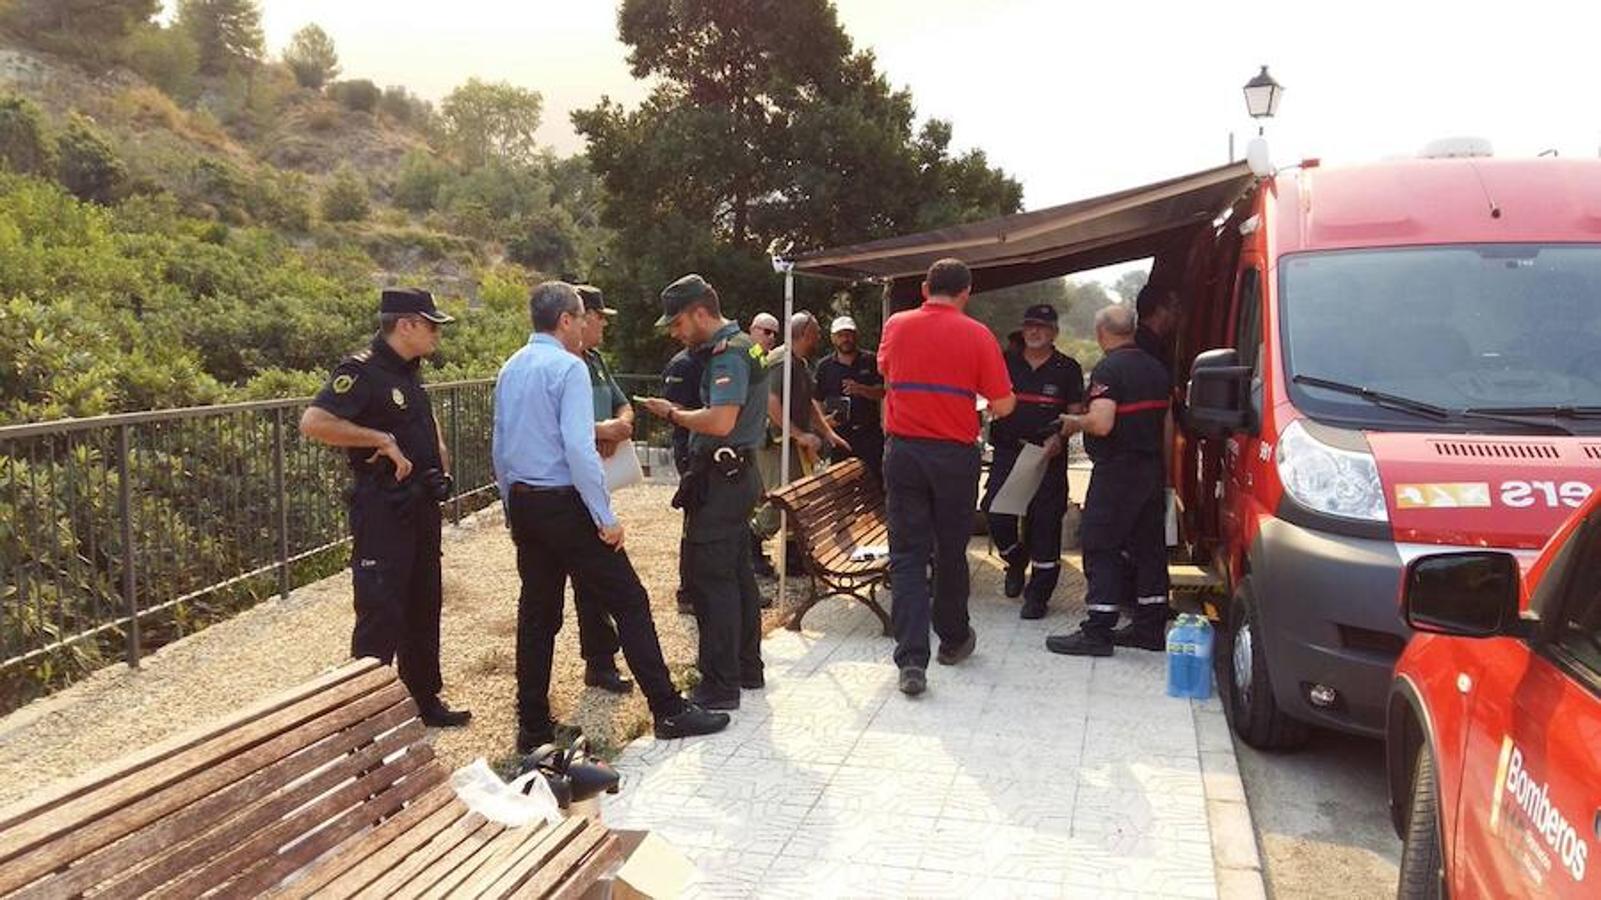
[{"x1": 492, "y1": 333, "x2": 616, "y2": 528}]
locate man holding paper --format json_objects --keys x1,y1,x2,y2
[
  {"x1": 572, "y1": 284, "x2": 634, "y2": 695},
  {"x1": 981, "y1": 303, "x2": 1084, "y2": 620}
]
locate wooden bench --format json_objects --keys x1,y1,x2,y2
[
  {"x1": 767, "y1": 457, "x2": 891, "y2": 635},
  {"x1": 0, "y1": 659, "x2": 621, "y2": 899}
]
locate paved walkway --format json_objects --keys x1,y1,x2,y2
[{"x1": 603, "y1": 552, "x2": 1264, "y2": 899}]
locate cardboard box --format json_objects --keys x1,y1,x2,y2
[{"x1": 581, "y1": 830, "x2": 695, "y2": 900}]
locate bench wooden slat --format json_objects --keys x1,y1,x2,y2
[
  {"x1": 352, "y1": 809, "x2": 489, "y2": 900},
  {"x1": 160, "y1": 742, "x2": 439, "y2": 898},
  {"x1": 507, "y1": 820, "x2": 611, "y2": 900},
  {"x1": 542, "y1": 833, "x2": 623, "y2": 900},
  {"x1": 293, "y1": 798, "x2": 468, "y2": 900},
  {"x1": 266, "y1": 782, "x2": 459, "y2": 900},
  {"x1": 392, "y1": 818, "x2": 510, "y2": 899},
  {"x1": 769, "y1": 459, "x2": 893, "y2": 633},
  {"x1": 0, "y1": 659, "x2": 381, "y2": 836},
  {"x1": 465, "y1": 817, "x2": 586, "y2": 900},
  {"x1": 14, "y1": 694, "x2": 418, "y2": 900},
  {"x1": 412, "y1": 823, "x2": 538, "y2": 900},
  {"x1": 0, "y1": 664, "x2": 400, "y2": 895}
]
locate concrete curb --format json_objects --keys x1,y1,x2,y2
[{"x1": 1194, "y1": 700, "x2": 1269, "y2": 899}]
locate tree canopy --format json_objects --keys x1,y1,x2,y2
[
  {"x1": 441, "y1": 79, "x2": 543, "y2": 169},
  {"x1": 574, "y1": 0, "x2": 1023, "y2": 367},
  {"x1": 177, "y1": 0, "x2": 264, "y2": 75},
  {"x1": 282, "y1": 23, "x2": 340, "y2": 90},
  {"x1": 1, "y1": 0, "x2": 159, "y2": 64}
]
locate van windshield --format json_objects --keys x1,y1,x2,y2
[{"x1": 1279, "y1": 244, "x2": 1601, "y2": 434}]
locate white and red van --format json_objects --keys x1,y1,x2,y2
[{"x1": 1174, "y1": 152, "x2": 1601, "y2": 748}]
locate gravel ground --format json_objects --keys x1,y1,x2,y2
[{"x1": 0, "y1": 482, "x2": 815, "y2": 809}]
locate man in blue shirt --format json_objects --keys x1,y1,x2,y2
[{"x1": 494, "y1": 281, "x2": 729, "y2": 752}]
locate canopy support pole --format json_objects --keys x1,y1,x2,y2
[{"x1": 777, "y1": 266, "x2": 795, "y2": 603}]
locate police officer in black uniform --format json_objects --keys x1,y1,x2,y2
[
  {"x1": 981, "y1": 304, "x2": 1084, "y2": 619},
  {"x1": 1047, "y1": 304, "x2": 1171, "y2": 656},
  {"x1": 638, "y1": 275, "x2": 769, "y2": 710},
  {"x1": 661, "y1": 347, "x2": 705, "y2": 614},
  {"x1": 300, "y1": 287, "x2": 471, "y2": 726}
]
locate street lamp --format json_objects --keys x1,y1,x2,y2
[{"x1": 1242, "y1": 65, "x2": 1283, "y2": 133}]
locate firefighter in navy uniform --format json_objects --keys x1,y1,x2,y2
[
  {"x1": 299, "y1": 287, "x2": 472, "y2": 726},
  {"x1": 661, "y1": 347, "x2": 705, "y2": 614},
  {"x1": 638, "y1": 274, "x2": 770, "y2": 710},
  {"x1": 1047, "y1": 304, "x2": 1171, "y2": 657},
  {"x1": 981, "y1": 304, "x2": 1084, "y2": 619}
]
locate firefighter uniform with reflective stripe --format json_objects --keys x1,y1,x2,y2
[
  {"x1": 1078, "y1": 345, "x2": 1171, "y2": 640},
  {"x1": 981, "y1": 348, "x2": 1084, "y2": 608}
]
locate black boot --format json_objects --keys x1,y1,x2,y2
[
  {"x1": 1000, "y1": 547, "x2": 1027, "y2": 598},
  {"x1": 655, "y1": 703, "x2": 731, "y2": 739},
  {"x1": 1045, "y1": 629, "x2": 1114, "y2": 657},
  {"x1": 584, "y1": 663, "x2": 635, "y2": 694},
  {"x1": 1111, "y1": 621, "x2": 1167, "y2": 651},
  {"x1": 1020, "y1": 564, "x2": 1060, "y2": 620},
  {"x1": 416, "y1": 696, "x2": 472, "y2": 728}
]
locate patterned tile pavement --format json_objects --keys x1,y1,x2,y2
[{"x1": 603, "y1": 545, "x2": 1258, "y2": 899}]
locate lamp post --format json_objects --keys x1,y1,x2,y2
[{"x1": 1242, "y1": 65, "x2": 1283, "y2": 135}]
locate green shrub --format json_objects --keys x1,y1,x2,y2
[
  {"x1": 0, "y1": 94, "x2": 57, "y2": 177},
  {"x1": 328, "y1": 79, "x2": 380, "y2": 114},
  {"x1": 320, "y1": 165, "x2": 369, "y2": 222},
  {"x1": 55, "y1": 115, "x2": 128, "y2": 205},
  {"x1": 248, "y1": 167, "x2": 313, "y2": 231},
  {"x1": 188, "y1": 156, "x2": 250, "y2": 223},
  {"x1": 393, "y1": 149, "x2": 451, "y2": 213},
  {"x1": 124, "y1": 24, "x2": 202, "y2": 102}
]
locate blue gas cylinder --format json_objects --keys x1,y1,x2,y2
[{"x1": 1165, "y1": 614, "x2": 1215, "y2": 700}]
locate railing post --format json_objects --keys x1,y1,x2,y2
[
  {"x1": 274, "y1": 407, "x2": 289, "y2": 599},
  {"x1": 450, "y1": 386, "x2": 462, "y2": 525},
  {"x1": 117, "y1": 423, "x2": 140, "y2": 668}
]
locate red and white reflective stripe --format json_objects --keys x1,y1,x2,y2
[
  {"x1": 1116, "y1": 400, "x2": 1169, "y2": 414},
  {"x1": 1015, "y1": 392, "x2": 1066, "y2": 405}
]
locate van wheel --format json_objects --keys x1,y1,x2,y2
[
  {"x1": 1397, "y1": 747, "x2": 1448, "y2": 899},
  {"x1": 1216, "y1": 579, "x2": 1310, "y2": 751}
]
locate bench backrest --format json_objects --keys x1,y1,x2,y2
[
  {"x1": 768, "y1": 458, "x2": 887, "y2": 567},
  {"x1": 0, "y1": 659, "x2": 445, "y2": 899}
]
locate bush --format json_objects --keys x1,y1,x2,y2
[
  {"x1": 328, "y1": 79, "x2": 380, "y2": 114},
  {"x1": 56, "y1": 115, "x2": 128, "y2": 205},
  {"x1": 282, "y1": 23, "x2": 340, "y2": 91},
  {"x1": 188, "y1": 156, "x2": 250, "y2": 223},
  {"x1": 124, "y1": 24, "x2": 202, "y2": 102},
  {"x1": 0, "y1": 94, "x2": 56, "y2": 177},
  {"x1": 249, "y1": 167, "x2": 313, "y2": 232},
  {"x1": 393, "y1": 149, "x2": 451, "y2": 213},
  {"x1": 320, "y1": 165, "x2": 369, "y2": 222}
]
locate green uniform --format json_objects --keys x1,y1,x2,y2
[
  {"x1": 584, "y1": 349, "x2": 628, "y2": 422},
  {"x1": 682, "y1": 320, "x2": 769, "y2": 699}
]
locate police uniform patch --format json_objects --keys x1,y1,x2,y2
[
  {"x1": 392, "y1": 388, "x2": 406, "y2": 408},
  {"x1": 332, "y1": 374, "x2": 355, "y2": 394}
]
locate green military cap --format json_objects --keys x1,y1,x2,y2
[{"x1": 656, "y1": 273, "x2": 713, "y2": 327}]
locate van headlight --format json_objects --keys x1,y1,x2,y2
[{"x1": 1275, "y1": 420, "x2": 1388, "y2": 522}]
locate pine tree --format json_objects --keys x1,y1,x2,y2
[
  {"x1": 282, "y1": 24, "x2": 340, "y2": 90},
  {"x1": 177, "y1": 0, "x2": 265, "y2": 75}
]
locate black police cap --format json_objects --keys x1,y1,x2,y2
[
  {"x1": 1022, "y1": 303, "x2": 1058, "y2": 327},
  {"x1": 380, "y1": 287, "x2": 454, "y2": 324},
  {"x1": 656, "y1": 274, "x2": 713, "y2": 327},
  {"x1": 575, "y1": 284, "x2": 618, "y2": 316}
]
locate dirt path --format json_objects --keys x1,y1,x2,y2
[{"x1": 0, "y1": 483, "x2": 811, "y2": 808}]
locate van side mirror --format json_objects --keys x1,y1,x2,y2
[
  {"x1": 1403, "y1": 552, "x2": 1523, "y2": 638},
  {"x1": 1187, "y1": 348, "x2": 1251, "y2": 438}
]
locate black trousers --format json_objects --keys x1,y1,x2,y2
[
  {"x1": 982, "y1": 447, "x2": 1069, "y2": 602},
  {"x1": 508, "y1": 488, "x2": 684, "y2": 732},
  {"x1": 685, "y1": 465, "x2": 764, "y2": 696},
  {"x1": 1079, "y1": 457, "x2": 1169, "y2": 636},
  {"x1": 839, "y1": 426, "x2": 885, "y2": 484},
  {"x1": 884, "y1": 436, "x2": 980, "y2": 670},
  {"x1": 348, "y1": 482, "x2": 442, "y2": 702},
  {"x1": 573, "y1": 584, "x2": 620, "y2": 669}
]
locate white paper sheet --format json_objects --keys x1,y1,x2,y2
[
  {"x1": 604, "y1": 439, "x2": 644, "y2": 492},
  {"x1": 987, "y1": 442, "x2": 1050, "y2": 516}
]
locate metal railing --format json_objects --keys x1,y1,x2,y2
[{"x1": 0, "y1": 374, "x2": 671, "y2": 712}]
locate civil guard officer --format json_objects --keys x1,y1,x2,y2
[
  {"x1": 299, "y1": 287, "x2": 472, "y2": 727},
  {"x1": 661, "y1": 346, "x2": 705, "y2": 614},
  {"x1": 638, "y1": 274, "x2": 770, "y2": 711},
  {"x1": 1047, "y1": 304, "x2": 1171, "y2": 656},
  {"x1": 571, "y1": 284, "x2": 633, "y2": 695},
  {"x1": 980, "y1": 303, "x2": 1084, "y2": 619}
]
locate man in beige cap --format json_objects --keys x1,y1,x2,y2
[{"x1": 815, "y1": 314, "x2": 886, "y2": 483}]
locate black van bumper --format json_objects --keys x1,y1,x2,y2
[{"x1": 1247, "y1": 517, "x2": 1409, "y2": 738}]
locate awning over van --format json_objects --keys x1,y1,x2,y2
[{"x1": 787, "y1": 161, "x2": 1255, "y2": 292}]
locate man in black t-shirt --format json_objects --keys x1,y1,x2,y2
[
  {"x1": 814, "y1": 315, "x2": 886, "y2": 483},
  {"x1": 1049, "y1": 304, "x2": 1171, "y2": 657},
  {"x1": 300, "y1": 288, "x2": 471, "y2": 727},
  {"x1": 980, "y1": 304, "x2": 1083, "y2": 619},
  {"x1": 1134, "y1": 282, "x2": 1179, "y2": 380}
]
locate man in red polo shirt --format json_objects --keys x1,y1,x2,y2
[{"x1": 879, "y1": 258, "x2": 1017, "y2": 696}]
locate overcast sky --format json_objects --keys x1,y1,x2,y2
[{"x1": 233, "y1": 0, "x2": 1597, "y2": 252}]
